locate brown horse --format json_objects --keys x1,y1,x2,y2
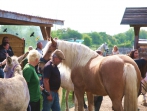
[{"x1": 42, "y1": 38, "x2": 141, "y2": 111}]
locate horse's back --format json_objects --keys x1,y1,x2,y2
[{"x1": 0, "y1": 75, "x2": 29, "y2": 111}]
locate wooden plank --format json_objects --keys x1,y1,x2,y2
[
  {"x1": 46, "y1": 27, "x2": 51, "y2": 40},
  {"x1": 40, "y1": 26, "x2": 48, "y2": 40},
  {"x1": 0, "y1": 18, "x2": 53, "y2": 27}
]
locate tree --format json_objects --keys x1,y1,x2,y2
[{"x1": 83, "y1": 34, "x2": 92, "y2": 46}]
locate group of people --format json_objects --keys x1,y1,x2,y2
[
  {"x1": 23, "y1": 41, "x2": 65, "y2": 111},
  {"x1": 0, "y1": 37, "x2": 65, "y2": 111}
]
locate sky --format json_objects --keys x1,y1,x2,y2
[{"x1": 0, "y1": 0, "x2": 147, "y2": 35}]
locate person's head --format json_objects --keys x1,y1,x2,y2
[
  {"x1": 2, "y1": 42, "x2": 9, "y2": 50},
  {"x1": 113, "y1": 45, "x2": 118, "y2": 51},
  {"x1": 51, "y1": 49, "x2": 65, "y2": 65},
  {"x1": 27, "y1": 49, "x2": 40, "y2": 66},
  {"x1": 129, "y1": 49, "x2": 139, "y2": 59},
  {"x1": 2, "y1": 36, "x2": 9, "y2": 43},
  {"x1": 28, "y1": 46, "x2": 33, "y2": 51},
  {"x1": 37, "y1": 42, "x2": 43, "y2": 50}
]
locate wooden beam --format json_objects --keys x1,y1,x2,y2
[
  {"x1": 46, "y1": 27, "x2": 51, "y2": 40},
  {"x1": 40, "y1": 26, "x2": 48, "y2": 40},
  {"x1": 134, "y1": 26, "x2": 140, "y2": 49},
  {"x1": 130, "y1": 25, "x2": 147, "y2": 27},
  {"x1": 0, "y1": 18, "x2": 53, "y2": 27}
]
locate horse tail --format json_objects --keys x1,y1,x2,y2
[{"x1": 123, "y1": 63, "x2": 138, "y2": 111}]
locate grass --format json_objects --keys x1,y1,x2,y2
[{"x1": 61, "y1": 89, "x2": 75, "y2": 111}]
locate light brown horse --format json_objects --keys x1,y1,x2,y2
[{"x1": 42, "y1": 38, "x2": 141, "y2": 111}]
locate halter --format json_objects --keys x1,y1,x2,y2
[
  {"x1": 141, "y1": 79, "x2": 147, "y2": 95},
  {"x1": 5, "y1": 64, "x2": 19, "y2": 78}
]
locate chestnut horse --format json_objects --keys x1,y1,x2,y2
[{"x1": 42, "y1": 38, "x2": 141, "y2": 111}]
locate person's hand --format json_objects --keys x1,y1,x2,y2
[
  {"x1": 0, "y1": 62, "x2": 2, "y2": 67},
  {"x1": 5, "y1": 53, "x2": 9, "y2": 57},
  {"x1": 47, "y1": 94, "x2": 53, "y2": 101},
  {"x1": 40, "y1": 86, "x2": 44, "y2": 91}
]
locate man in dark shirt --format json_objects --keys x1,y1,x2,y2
[{"x1": 42, "y1": 49, "x2": 65, "y2": 111}]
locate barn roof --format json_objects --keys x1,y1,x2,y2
[
  {"x1": 120, "y1": 7, "x2": 147, "y2": 27},
  {"x1": 0, "y1": 9, "x2": 64, "y2": 27},
  {"x1": 0, "y1": 9, "x2": 64, "y2": 40}
]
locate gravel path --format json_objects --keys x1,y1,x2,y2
[{"x1": 69, "y1": 94, "x2": 147, "y2": 111}]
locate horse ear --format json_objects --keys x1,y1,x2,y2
[
  {"x1": 50, "y1": 36, "x2": 57, "y2": 47},
  {"x1": 18, "y1": 52, "x2": 29, "y2": 63},
  {"x1": 7, "y1": 56, "x2": 12, "y2": 65}
]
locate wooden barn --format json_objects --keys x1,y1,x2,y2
[
  {"x1": 121, "y1": 7, "x2": 147, "y2": 59},
  {"x1": 121, "y1": 7, "x2": 147, "y2": 49},
  {"x1": 0, "y1": 9, "x2": 64, "y2": 56}
]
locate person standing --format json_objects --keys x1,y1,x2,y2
[
  {"x1": 0, "y1": 42, "x2": 14, "y2": 78},
  {"x1": 0, "y1": 36, "x2": 14, "y2": 53},
  {"x1": 128, "y1": 49, "x2": 139, "y2": 59},
  {"x1": 36, "y1": 42, "x2": 43, "y2": 57},
  {"x1": 23, "y1": 49, "x2": 41, "y2": 111},
  {"x1": 42, "y1": 49, "x2": 65, "y2": 111},
  {"x1": 112, "y1": 45, "x2": 119, "y2": 55}
]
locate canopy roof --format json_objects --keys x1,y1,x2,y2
[
  {"x1": 0, "y1": 9, "x2": 64, "y2": 40},
  {"x1": 121, "y1": 7, "x2": 147, "y2": 27},
  {"x1": 121, "y1": 7, "x2": 147, "y2": 49}
]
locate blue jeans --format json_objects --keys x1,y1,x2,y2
[
  {"x1": 0, "y1": 68, "x2": 4, "y2": 78},
  {"x1": 42, "y1": 91, "x2": 60, "y2": 111}
]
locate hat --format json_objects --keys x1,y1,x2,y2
[{"x1": 53, "y1": 49, "x2": 65, "y2": 60}]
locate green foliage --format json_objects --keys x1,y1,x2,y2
[
  {"x1": 1, "y1": 26, "x2": 147, "y2": 49},
  {"x1": 53, "y1": 28, "x2": 82, "y2": 40},
  {"x1": 83, "y1": 34, "x2": 92, "y2": 46}
]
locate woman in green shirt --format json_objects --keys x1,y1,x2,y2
[{"x1": 23, "y1": 49, "x2": 41, "y2": 111}]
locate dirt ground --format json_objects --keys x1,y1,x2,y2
[{"x1": 69, "y1": 94, "x2": 147, "y2": 111}]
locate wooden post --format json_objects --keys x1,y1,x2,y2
[
  {"x1": 40, "y1": 26, "x2": 48, "y2": 40},
  {"x1": 134, "y1": 26, "x2": 140, "y2": 49},
  {"x1": 46, "y1": 27, "x2": 51, "y2": 40}
]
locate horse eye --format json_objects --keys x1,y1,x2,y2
[{"x1": 48, "y1": 51, "x2": 52, "y2": 53}]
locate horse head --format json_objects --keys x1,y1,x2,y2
[
  {"x1": 3, "y1": 52, "x2": 29, "y2": 78},
  {"x1": 103, "y1": 43, "x2": 109, "y2": 53},
  {"x1": 3, "y1": 56, "x2": 22, "y2": 78},
  {"x1": 42, "y1": 37, "x2": 58, "y2": 61}
]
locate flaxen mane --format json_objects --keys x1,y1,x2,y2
[
  {"x1": 43, "y1": 40, "x2": 98, "y2": 70},
  {"x1": 58, "y1": 40, "x2": 98, "y2": 70}
]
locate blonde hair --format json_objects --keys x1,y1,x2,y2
[
  {"x1": 112, "y1": 45, "x2": 118, "y2": 51},
  {"x1": 27, "y1": 49, "x2": 40, "y2": 62}
]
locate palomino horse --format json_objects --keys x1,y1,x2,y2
[
  {"x1": 1, "y1": 54, "x2": 30, "y2": 111},
  {"x1": 42, "y1": 38, "x2": 141, "y2": 111}
]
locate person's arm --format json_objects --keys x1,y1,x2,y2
[
  {"x1": 43, "y1": 78, "x2": 53, "y2": 101},
  {"x1": 0, "y1": 59, "x2": 6, "y2": 67}
]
